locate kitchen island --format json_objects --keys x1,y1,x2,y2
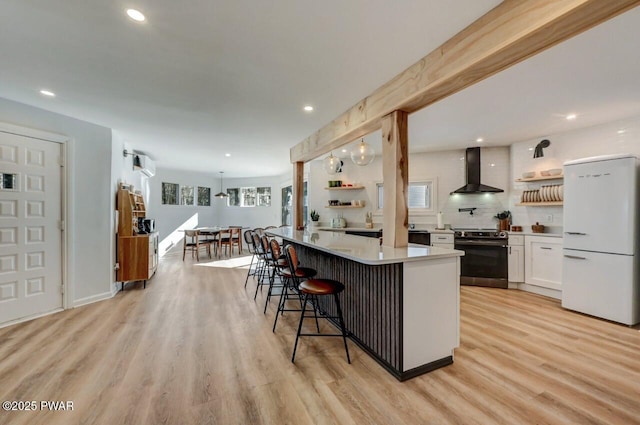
[{"x1": 267, "y1": 227, "x2": 464, "y2": 381}]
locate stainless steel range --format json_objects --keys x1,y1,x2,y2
[{"x1": 454, "y1": 229, "x2": 509, "y2": 288}]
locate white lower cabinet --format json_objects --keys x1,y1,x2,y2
[
  {"x1": 431, "y1": 233, "x2": 454, "y2": 250},
  {"x1": 508, "y1": 235, "x2": 524, "y2": 282},
  {"x1": 524, "y1": 235, "x2": 563, "y2": 290}
]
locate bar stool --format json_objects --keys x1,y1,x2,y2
[
  {"x1": 262, "y1": 238, "x2": 288, "y2": 313},
  {"x1": 252, "y1": 234, "x2": 272, "y2": 299},
  {"x1": 272, "y1": 244, "x2": 317, "y2": 332},
  {"x1": 244, "y1": 230, "x2": 258, "y2": 288},
  {"x1": 283, "y1": 244, "x2": 350, "y2": 364}
]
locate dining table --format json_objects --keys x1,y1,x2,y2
[{"x1": 195, "y1": 226, "x2": 247, "y2": 255}]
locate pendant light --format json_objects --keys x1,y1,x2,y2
[
  {"x1": 350, "y1": 138, "x2": 375, "y2": 166},
  {"x1": 323, "y1": 152, "x2": 342, "y2": 175},
  {"x1": 215, "y1": 171, "x2": 228, "y2": 198}
]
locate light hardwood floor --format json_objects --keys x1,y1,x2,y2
[{"x1": 1, "y1": 249, "x2": 639, "y2": 425}]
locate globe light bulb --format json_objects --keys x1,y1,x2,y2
[{"x1": 350, "y1": 139, "x2": 375, "y2": 166}]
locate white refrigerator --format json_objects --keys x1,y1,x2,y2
[{"x1": 562, "y1": 154, "x2": 640, "y2": 325}]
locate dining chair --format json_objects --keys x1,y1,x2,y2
[
  {"x1": 218, "y1": 227, "x2": 241, "y2": 257},
  {"x1": 229, "y1": 225, "x2": 243, "y2": 253},
  {"x1": 183, "y1": 230, "x2": 211, "y2": 261}
]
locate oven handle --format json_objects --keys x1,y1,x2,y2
[{"x1": 455, "y1": 241, "x2": 508, "y2": 248}]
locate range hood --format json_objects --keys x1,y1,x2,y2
[{"x1": 450, "y1": 147, "x2": 504, "y2": 194}]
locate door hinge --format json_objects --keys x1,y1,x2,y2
[
  {"x1": 58, "y1": 156, "x2": 65, "y2": 167},
  {"x1": 60, "y1": 285, "x2": 64, "y2": 295},
  {"x1": 58, "y1": 220, "x2": 65, "y2": 231}
]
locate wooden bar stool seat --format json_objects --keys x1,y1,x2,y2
[{"x1": 299, "y1": 279, "x2": 344, "y2": 295}]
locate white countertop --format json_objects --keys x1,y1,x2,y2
[
  {"x1": 509, "y1": 231, "x2": 563, "y2": 238},
  {"x1": 267, "y1": 227, "x2": 463, "y2": 265}
]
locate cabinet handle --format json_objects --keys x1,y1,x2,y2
[
  {"x1": 564, "y1": 254, "x2": 586, "y2": 260},
  {"x1": 564, "y1": 232, "x2": 587, "y2": 235},
  {"x1": 509, "y1": 246, "x2": 512, "y2": 254},
  {"x1": 540, "y1": 247, "x2": 552, "y2": 250},
  {"x1": 437, "y1": 237, "x2": 447, "y2": 240}
]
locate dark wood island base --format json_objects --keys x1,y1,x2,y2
[{"x1": 269, "y1": 228, "x2": 463, "y2": 381}]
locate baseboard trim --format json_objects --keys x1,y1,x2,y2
[
  {"x1": 74, "y1": 290, "x2": 116, "y2": 308},
  {"x1": 516, "y1": 282, "x2": 561, "y2": 300},
  {"x1": 0, "y1": 308, "x2": 64, "y2": 329}
]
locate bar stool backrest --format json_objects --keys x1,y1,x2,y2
[
  {"x1": 269, "y1": 238, "x2": 281, "y2": 259},
  {"x1": 252, "y1": 232, "x2": 264, "y2": 255},
  {"x1": 260, "y1": 235, "x2": 270, "y2": 255},
  {"x1": 284, "y1": 244, "x2": 299, "y2": 273},
  {"x1": 244, "y1": 230, "x2": 254, "y2": 249}
]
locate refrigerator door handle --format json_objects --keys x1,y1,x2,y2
[
  {"x1": 564, "y1": 254, "x2": 587, "y2": 260},
  {"x1": 564, "y1": 232, "x2": 587, "y2": 235}
]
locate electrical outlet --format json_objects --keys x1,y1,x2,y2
[{"x1": 545, "y1": 214, "x2": 553, "y2": 222}]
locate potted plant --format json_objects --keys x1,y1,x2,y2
[
  {"x1": 310, "y1": 210, "x2": 320, "y2": 227},
  {"x1": 494, "y1": 210, "x2": 511, "y2": 231}
]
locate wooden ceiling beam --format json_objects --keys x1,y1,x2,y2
[{"x1": 290, "y1": 0, "x2": 639, "y2": 163}]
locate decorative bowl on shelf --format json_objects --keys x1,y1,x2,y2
[
  {"x1": 540, "y1": 170, "x2": 550, "y2": 176},
  {"x1": 547, "y1": 168, "x2": 562, "y2": 176},
  {"x1": 522, "y1": 171, "x2": 536, "y2": 179}
]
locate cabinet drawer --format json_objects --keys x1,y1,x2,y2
[
  {"x1": 508, "y1": 234, "x2": 524, "y2": 246},
  {"x1": 431, "y1": 234, "x2": 453, "y2": 244}
]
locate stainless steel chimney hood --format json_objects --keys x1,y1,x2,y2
[{"x1": 450, "y1": 147, "x2": 504, "y2": 194}]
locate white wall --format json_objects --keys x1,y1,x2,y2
[
  {"x1": 0, "y1": 97, "x2": 113, "y2": 305},
  {"x1": 510, "y1": 114, "x2": 640, "y2": 231},
  {"x1": 307, "y1": 147, "x2": 510, "y2": 229},
  {"x1": 144, "y1": 171, "x2": 287, "y2": 256}
]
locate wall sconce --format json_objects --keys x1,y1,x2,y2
[
  {"x1": 215, "y1": 171, "x2": 228, "y2": 198},
  {"x1": 323, "y1": 152, "x2": 343, "y2": 174},
  {"x1": 533, "y1": 139, "x2": 551, "y2": 158},
  {"x1": 350, "y1": 138, "x2": 375, "y2": 166}
]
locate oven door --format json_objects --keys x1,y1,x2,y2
[{"x1": 455, "y1": 240, "x2": 508, "y2": 288}]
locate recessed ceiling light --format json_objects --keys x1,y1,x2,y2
[
  {"x1": 476, "y1": 138, "x2": 484, "y2": 143},
  {"x1": 126, "y1": 9, "x2": 146, "y2": 22},
  {"x1": 40, "y1": 89, "x2": 55, "y2": 97},
  {"x1": 225, "y1": 153, "x2": 231, "y2": 157},
  {"x1": 617, "y1": 129, "x2": 626, "y2": 134},
  {"x1": 341, "y1": 149, "x2": 347, "y2": 153},
  {"x1": 528, "y1": 147, "x2": 534, "y2": 151},
  {"x1": 490, "y1": 163, "x2": 495, "y2": 167},
  {"x1": 566, "y1": 113, "x2": 577, "y2": 120},
  {"x1": 303, "y1": 105, "x2": 314, "y2": 112}
]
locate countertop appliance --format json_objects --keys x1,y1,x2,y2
[
  {"x1": 331, "y1": 216, "x2": 346, "y2": 228},
  {"x1": 562, "y1": 154, "x2": 640, "y2": 325},
  {"x1": 454, "y1": 229, "x2": 508, "y2": 288},
  {"x1": 137, "y1": 217, "x2": 155, "y2": 234}
]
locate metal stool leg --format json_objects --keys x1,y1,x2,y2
[
  {"x1": 334, "y1": 293, "x2": 351, "y2": 364},
  {"x1": 292, "y1": 293, "x2": 309, "y2": 363}
]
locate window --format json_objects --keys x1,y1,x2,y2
[
  {"x1": 281, "y1": 182, "x2": 307, "y2": 225},
  {"x1": 376, "y1": 179, "x2": 436, "y2": 214}
]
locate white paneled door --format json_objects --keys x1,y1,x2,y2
[{"x1": 0, "y1": 131, "x2": 62, "y2": 325}]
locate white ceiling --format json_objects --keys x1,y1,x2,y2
[{"x1": 1, "y1": 1, "x2": 638, "y2": 177}]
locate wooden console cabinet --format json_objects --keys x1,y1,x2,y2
[{"x1": 116, "y1": 185, "x2": 158, "y2": 286}]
